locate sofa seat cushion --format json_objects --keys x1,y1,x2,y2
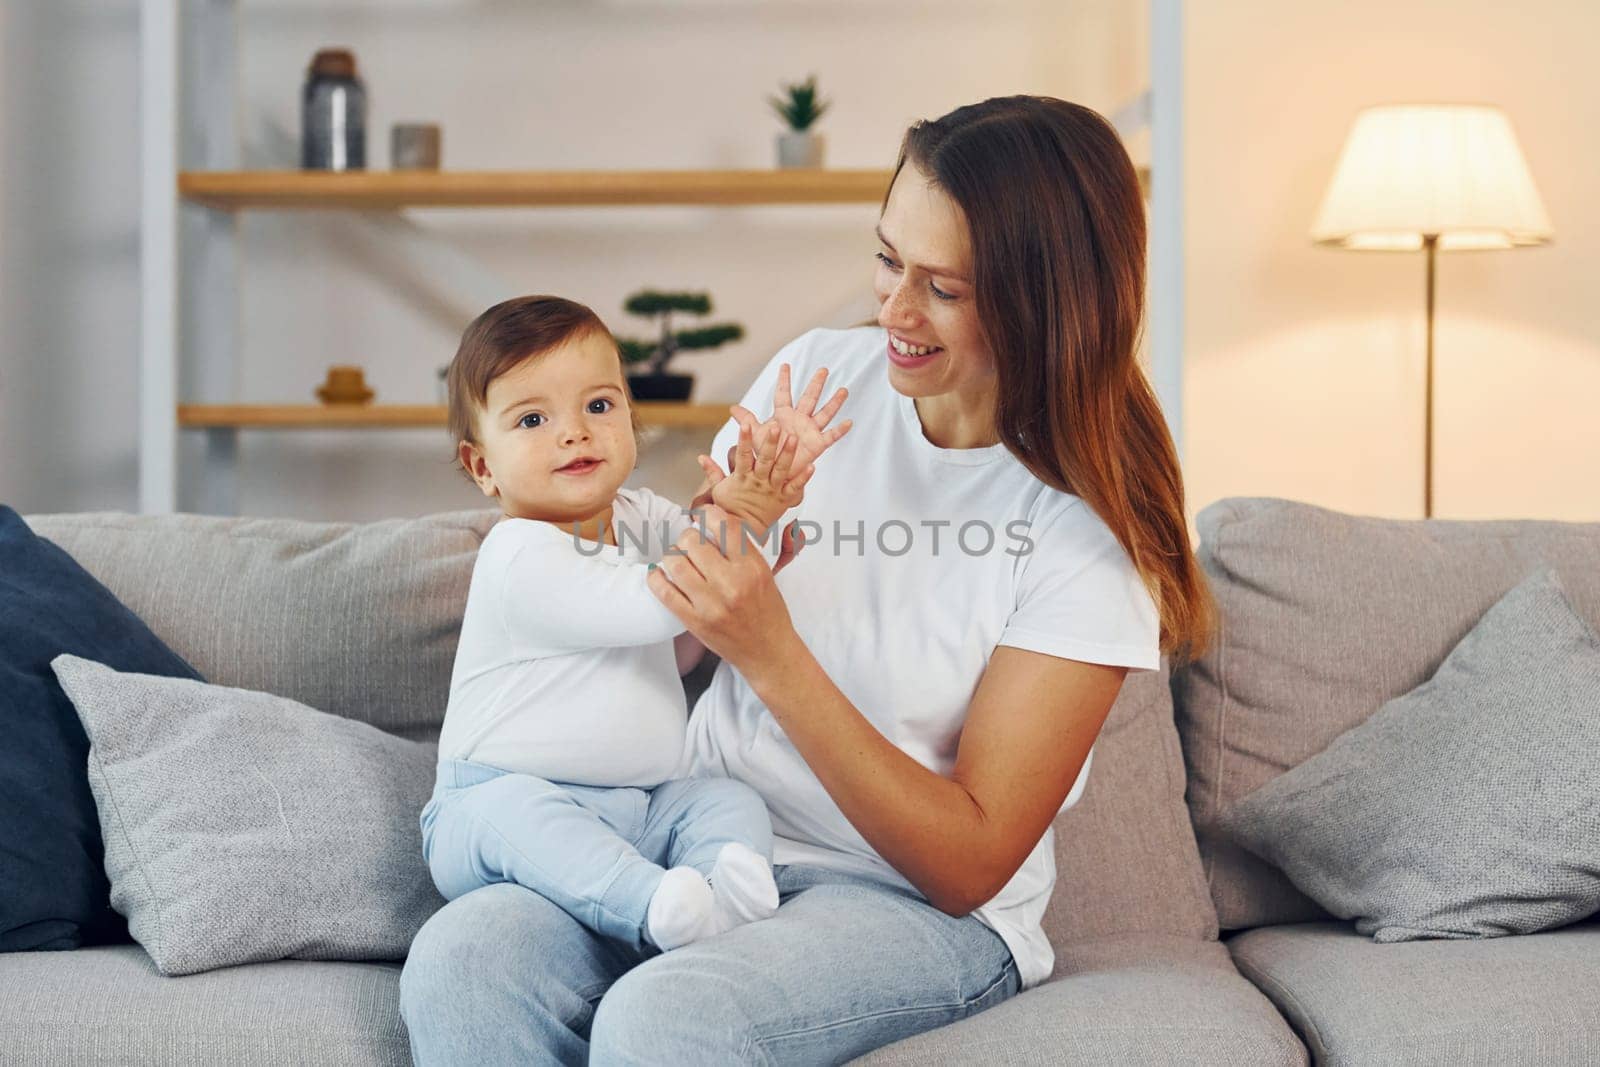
[
  {"x1": 852, "y1": 935, "x2": 1306, "y2": 1065},
  {"x1": 0, "y1": 944, "x2": 407, "y2": 1066},
  {"x1": 1226, "y1": 919, "x2": 1600, "y2": 1065}
]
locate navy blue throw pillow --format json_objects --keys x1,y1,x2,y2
[{"x1": 0, "y1": 506, "x2": 205, "y2": 951}]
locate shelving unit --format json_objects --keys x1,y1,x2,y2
[
  {"x1": 161, "y1": 165, "x2": 894, "y2": 516},
  {"x1": 139, "y1": 0, "x2": 1181, "y2": 516}
]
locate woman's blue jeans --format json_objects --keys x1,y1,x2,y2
[
  {"x1": 401, "y1": 768, "x2": 1022, "y2": 1065},
  {"x1": 420, "y1": 758, "x2": 775, "y2": 955}
]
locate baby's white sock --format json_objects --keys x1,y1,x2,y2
[
  {"x1": 644, "y1": 866, "x2": 715, "y2": 951},
  {"x1": 707, "y1": 842, "x2": 780, "y2": 936}
]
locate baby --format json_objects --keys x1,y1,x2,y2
[{"x1": 422, "y1": 294, "x2": 851, "y2": 955}]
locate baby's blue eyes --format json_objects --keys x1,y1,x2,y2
[
  {"x1": 518, "y1": 398, "x2": 613, "y2": 429},
  {"x1": 874, "y1": 251, "x2": 957, "y2": 302}
]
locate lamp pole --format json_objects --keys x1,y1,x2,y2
[{"x1": 1423, "y1": 233, "x2": 1437, "y2": 519}]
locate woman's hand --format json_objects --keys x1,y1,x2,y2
[
  {"x1": 772, "y1": 518, "x2": 806, "y2": 575},
  {"x1": 647, "y1": 504, "x2": 803, "y2": 672}
]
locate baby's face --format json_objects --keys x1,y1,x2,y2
[{"x1": 468, "y1": 331, "x2": 637, "y2": 523}]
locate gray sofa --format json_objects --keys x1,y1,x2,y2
[{"x1": 6, "y1": 496, "x2": 1597, "y2": 1065}]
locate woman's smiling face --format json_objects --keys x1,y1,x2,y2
[{"x1": 872, "y1": 159, "x2": 997, "y2": 411}]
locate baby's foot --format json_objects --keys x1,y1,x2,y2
[
  {"x1": 707, "y1": 842, "x2": 780, "y2": 936},
  {"x1": 645, "y1": 866, "x2": 715, "y2": 951}
]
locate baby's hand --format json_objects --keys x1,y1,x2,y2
[
  {"x1": 729, "y1": 363, "x2": 852, "y2": 474},
  {"x1": 697, "y1": 418, "x2": 812, "y2": 538}
]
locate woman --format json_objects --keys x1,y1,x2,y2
[{"x1": 399, "y1": 94, "x2": 1216, "y2": 1065}]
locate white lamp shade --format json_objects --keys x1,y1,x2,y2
[{"x1": 1310, "y1": 104, "x2": 1554, "y2": 251}]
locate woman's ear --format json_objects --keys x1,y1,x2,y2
[{"x1": 458, "y1": 440, "x2": 498, "y2": 498}]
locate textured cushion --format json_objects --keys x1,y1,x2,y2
[
  {"x1": 0, "y1": 944, "x2": 408, "y2": 1066},
  {"x1": 1218, "y1": 566, "x2": 1600, "y2": 941},
  {"x1": 52, "y1": 654, "x2": 443, "y2": 977},
  {"x1": 853, "y1": 935, "x2": 1306, "y2": 1066},
  {"x1": 1042, "y1": 661, "x2": 1219, "y2": 958},
  {"x1": 1172, "y1": 497, "x2": 1600, "y2": 930},
  {"x1": 1226, "y1": 919, "x2": 1600, "y2": 1065},
  {"x1": 0, "y1": 505, "x2": 204, "y2": 952},
  {"x1": 21, "y1": 508, "x2": 501, "y2": 743}
]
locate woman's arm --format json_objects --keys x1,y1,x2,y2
[
  {"x1": 647, "y1": 506, "x2": 1129, "y2": 916},
  {"x1": 738, "y1": 633, "x2": 1125, "y2": 915}
]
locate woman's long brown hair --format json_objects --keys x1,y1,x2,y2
[{"x1": 889, "y1": 95, "x2": 1217, "y2": 664}]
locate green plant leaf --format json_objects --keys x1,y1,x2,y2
[
  {"x1": 623, "y1": 290, "x2": 713, "y2": 316},
  {"x1": 615, "y1": 338, "x2": 655, "y2": 364},
  {"x1": 673, "y1": 323, "x2": 745, "y2": 350},
  {"x1": 770, "y1": 74, "x2": 829, "y2": 131}
]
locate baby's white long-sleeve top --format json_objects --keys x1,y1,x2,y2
[{"x1": 436, "y1": 486, "x2": 699, "y2": 787}]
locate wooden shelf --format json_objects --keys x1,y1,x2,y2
[
  {"x1": 178, "y1": 166, "x2": 1152, "y2": 210},
  {"x1": 177, "y1": 168, "x2": 901, "y2": 210},
  {"x1": 177, "y1": 402, "x2": 734, "y2": 430}
]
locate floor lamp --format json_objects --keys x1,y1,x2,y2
[{"x1": 1309, "y1": 104, "x2": 1553, "y2": 518}]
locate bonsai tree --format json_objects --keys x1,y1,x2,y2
[
  {"x1": 768, "y1": 74, "x2": 831, "y2": 132},
  {"x1": 616, "y1": 290, "x2": 745, "y2": 377}
]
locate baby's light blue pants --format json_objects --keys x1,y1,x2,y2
[{"x1": 420, "y1": 757, "x2": 773, "y2": 955}]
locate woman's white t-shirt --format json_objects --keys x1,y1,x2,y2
[{"x1": 677, "y1": 325, "x2": 1161, "y2": 991}]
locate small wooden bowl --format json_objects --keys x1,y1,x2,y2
[{"x1": 315, "y1": 366, "x2": 375, "y2": 405}]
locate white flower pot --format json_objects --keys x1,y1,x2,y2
[{"x1": 776, "y1": 131, "x2": 825, "y2": 169}]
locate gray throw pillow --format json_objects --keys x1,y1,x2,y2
[
  {"x1": 1217, "y1": 565, "x2": 1600, "y2": 942},
  {"x1": 51, "y1": 654, "x2": 443, "y2": 976}
]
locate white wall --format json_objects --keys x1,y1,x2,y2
[
  {"x1": 1, "y1": 3, "x2": 145, "y2": 514},
  {"x1": 1, "y1": 0, "x2": 1147, "y2": 520},
  {"x1": 1184, "y1": 0, "x2": 1600, "y2": 523}
]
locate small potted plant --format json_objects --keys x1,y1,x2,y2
[
  {"x1": 769, "y1": 74, "x2": 830, "y2": 168},
  {"x1": 616, "y1": 289, "x2": 745, "y2": 402}
]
